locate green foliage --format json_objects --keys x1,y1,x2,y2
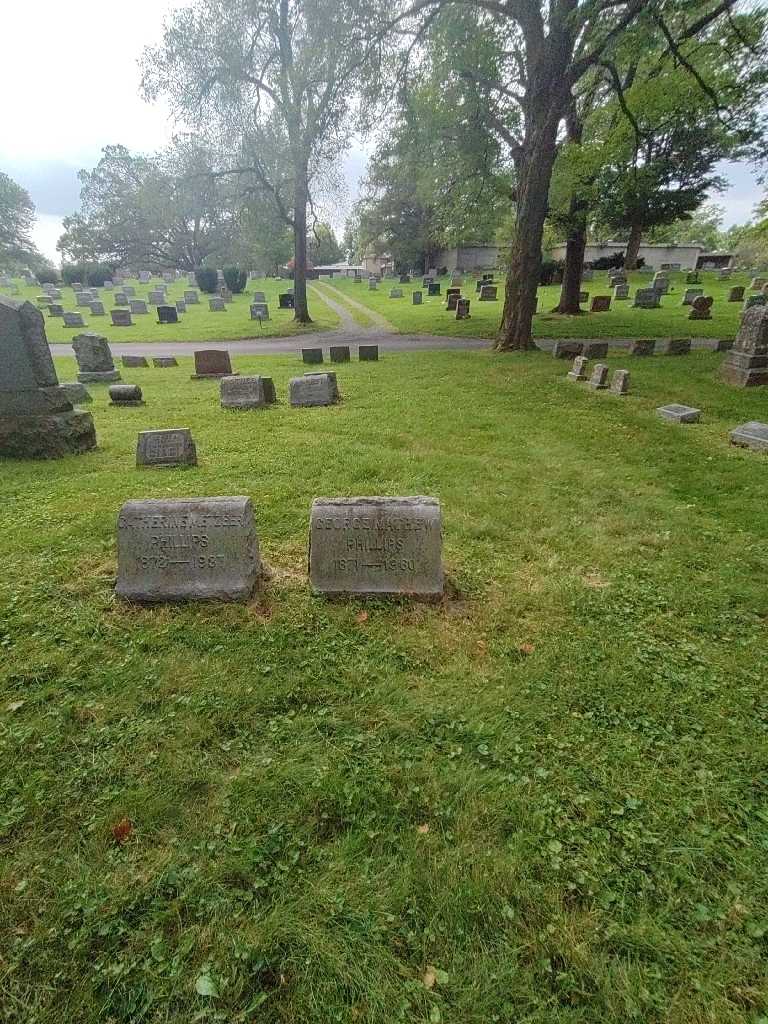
[
  {"x1": 0, "y1": 171, "x2": 46, "y2": 273},
  {"x1": 308, "y1": 223, "x2": 343, "y2": 266},
  {"x1": 222, "y1": 265, "x2": 247, "y2": 293},
  {"x1": 34, "y1": 264, "x2": 60, "y2": 285},
  {"x1": 4, "y1": 348, "x2": 768, "y2": 1021},
  {"x1": 195, "y1": 267, "x2": 219, "y2": 293}
]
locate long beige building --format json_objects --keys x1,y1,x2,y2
[{"x1": 547, "y1": 241, "x2": 732, "y2": 271}]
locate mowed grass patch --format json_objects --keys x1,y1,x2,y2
[
  {"x1": 2, "y1": 349, "x2": 768, "y2": 1023},
  {"x1": 1, "y1": 276, "x2": 339, "y2": 344},
  {"x1": 326, "y1": 270, "x2": 752, "y2": 340}
]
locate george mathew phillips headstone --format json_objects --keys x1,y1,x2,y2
[
  {"x1": 309, "y1": 496, "x2": 443, "y2": 597},
  {"x1": 116, "y1": 496, "x2": 260, "y2": 602},
  {"x1": 136, "y1": 428, "x2": 197, "y2": 467}
]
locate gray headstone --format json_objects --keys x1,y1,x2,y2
[
  {"x1": 659, "y1": 338, "x2": 691, "y2": 356},
  {"x1": 111, "y1": 309, "x2": 133, "y2": 326},
  {"x1": 109, "y1": 384, "x2": 144, "y2": 406},
  {"x1": 609, "y1": 369, "x2": 630, "y2": 395},
  {"x1": 412, "y1": 291, "x2": 423, "y2": 305},
  {"x1": 136, "y1": 428, "x2": 197, "y2": 467},
  {"x1": 148, "y1": 290, "x2": 165, "y2": 304},
  {"x1": 209, "y1": 297, "x2": 226, "y2": 311},
  {"x1": 252, "y1": 291, "x2": 266, "y2": 303},
  {"x1": 552, "y1": 341, "x2": 583, "y2": 359},
  {"x1": 63, "y1": 312, "x2": 86, "y2": 328},
  {"x1": 184, "y1": 290, "x2": 200, "y2": 304},
  {"x1": 153, "y1": 357, "x2": 178, "y2": 367},
  {"x1": 368, "y1": 279, "x2": 378, "y2": 291},
  {"x1": 567, "y1": 356, "x2": 588, "y2": 381},
  {"x1": 289, "y1": 373, "x2": 339, "y2": 406},
  {"x1": 89, "y1": 301, "x2": 105, "y2": 315},
  {"x1": 114, "y1": 292, "x2": 129, "y2": 306},
  {"x1": 115, "y1": 497, "x2": 260, "y2": 602},
  {"x1": 613, "y1": 284, "x2": 630, "y2": 300},
  {"x1": 656, "y1": 404, "x2": 701, "y2": 423},
  {"x1": 330, "y1": 345, "x2": 350, "y2": 362},
  {"x1": 589, "y1": 363, "x2": 609, "y2": 389},
  {"x1": 389, "y1": 288, "x2": 403, "y2": 298},
  {"x1": 359, "y1": 345, "x2": 379, "y2": 361},
  {"x1": 220, "y1": 374, "x2": 275, "y2": 409},
  {"x1": 730, "y1": 421, "x2": 768, "y2": 451},
  {"x1": 721, "y1": 305, "x2": 768, "y2": 387},
  {"x1": 176, "y1": 300, "x2": 187, "y2": 314},
  {"x1": 302, "y1": 348, "x2": 323, "y2": 364},
  {"x1": 0, "y1": 297, "x2": 97, "y2": 458},
  {"x1": 124, "y1": 286, "x2": 136, "y2": 297},
  {"x1": 629, "y1": 339, "x2": 656, "y2": 356},
  {"x1": 122, "y1": 355, "x2": 149, "y2": 368},
  {"x1": 250, "y1": 302, "x2": 269, "y2": 320},
  {"x1": 48, "y1": 304, "x2": 64, "y2": 317},
  {"x1": 582, "y1": 341, "x2": 608, "y2": 359},
  {"x1": 682, "y1": 288, "x2": 703, "y2": 306},
  {"x1": 192, "y1": 350, "x2": 236, "y2": 378},
  {"x1": 633, "y1": 288, "x2": 660, "y2": 309},
  {"x1": 129, "y1": 300, "x2": 149, "y2": 315},
  {"x1": 59, "y1": 382, "x2": 92, "y2": 404},
  {"x1": 309, "y1": 497, "x2": 443, "y2": 597},
  {"x1": 72, "y1": 333, "x2": 121, "y2": 382}
]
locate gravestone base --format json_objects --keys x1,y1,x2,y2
[
  {"x1": 720, "y1": 352, "x2": 768, "y2": 387},
  {"x1": 191, "y1": 371, "x2": 240, "y2": 380},
  {"x1": 0, "y1": 408, "x2": 96, "y2": 459},
  {"x1": 77, "y1": 370, "x2": 121, "y2": 384}
]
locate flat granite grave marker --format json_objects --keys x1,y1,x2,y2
[
  {"x1": 359, "y1": 345, "x2": 379, "y2": 361},
  {"x1": 153, "y1": 357, "x2": 178, "y2": 367},
  {"x1": 730, "y1": 421, "x2": 768, "y2": 451},
  {"x1": 589, "y1": 363, "x2": 609, "y2": 390},
  {"x1": 122, "y1": 355, "x2": 148, "y2": 368},
  {"x1": 330, "y1": 345, "x2": 350, "y2": 362},
  {"x1": 289, "y1": 373, "x2": 338, "y2": 407},
  {"x1": 657, "y1": 404, "x2": 701, "y2": 423},
  {"x1": 302, "y1": 348, "x2": 323, "y2": 364},
  {"x1": 309, "y1": 496, "x2": 443, "y2": 597},
  {"x1": 63, "y1": 312, "x2": 86, "y2": 328},
  {"x1": 567, "y1": 356, "x2": 588, "y2": 381},
  {"x1": 116, "y1": 496, "x2": 260, "y2": 602},
  {"x1": 582, "y1": 341, "x2": 608, "y2": 359},
  {"x1": 109, "y1": 384, "x2": 144, "y2": 407},
  {"x1": 220, "y1": 375, "x2": 276, "y2": 410},
  {"x1": 138, "y1": 428, "x2": 198, "y2": 468},
  {"x1": 720, "y1": 304, "x2": 768, "y2": 387},
  {"x1": 72, "y1": 333, "x2": 121, "y2": 382},
  {"x1": 0, "y1": 297, "x2": 97, "y2": 458},
  {"x1": 610, "y1": 369, "x2": 630, "y2": 395},
  {"x1": 192, "y1": 350, "x2": 237, "y2": 379}
]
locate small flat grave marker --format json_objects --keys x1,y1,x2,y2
[
  {"x1": 657, "y1": 404, "x2": 701, "y2": 423},
  {"x1": 137, "y1": 428, "x2": 197, "y2": 467},
  {"x1": 289, "y1": 373, "x2": 338, "y2": 407},
  {"x1": 153, "y1": 357, "x2": 178, "y2": 367},
  {"x1": 122, "y1": 355, "x2": 148, "y2": 368},
  {"x1": 730, "y1": 421, "x2": 768, "y2": 451},
  {"x1": 115, "y1": 496, "x2": 260, "y2": 602},
  {"x1": 309, "y1": 496, "x2": 443, "y2": 597},
  {"x1": 63, "y1": 312, "x2": 85, "y2": 328},
  {"x1": 220, "y1": 375, "x2": 276, "y2": 409}
]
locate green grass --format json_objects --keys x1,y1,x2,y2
[
  {"x1": 0, "y1": 277, "x2": 340, "y2": 344},
  {"x1": 311, "y1": 282, "x2": 379, "y2": 328},
  {"x1": 2, "y1": 348, "x2": 768, "y2": 1023},
  {"x1": 326, "y1": 270, "x2": 752, "y2": 339}
]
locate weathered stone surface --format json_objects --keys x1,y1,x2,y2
[
  {"x1": 153, "y1": 357, "x2": 178, "y2": 367},
  {"x1": 63, "y1": 312, "x2": 86, "y2": 328},
  {"x1": 689, "y1": 296, "x2": 713, "y2": 320},
  {"x1": 652, "y1": 278, "x2": 670, "y2": 294},
  {"x1": 446, "y1": 293, "x2": 460, "y2": 311},
  {"x1": 629, "y1": 339, "x2": 656, "y2": 356},
  {"x1": 279, "y1": 292, "x2": 295, "y2": 307},
  {"x1": 122, "y1": 355, "x2": 149, "y2": 368},
  {"x1": 455, "y1": 298, "x2": 471, "y2": 320},
  {"x1": 48, "y1": 304, "x2": 64, "y2": 317},
  {"x1": 59, "y1": 382, "x2": 92, "y2": 404},
  {"x1": 589, "y1": 363, "x2": 609, "y2": 389},
  {"x1": 720, "y1": 305, "x2": 768, "y2": 386},
  {"x1": 656, "y1": 404, "x2": 701, "y2": 423},
  {"x1": 582, "y1": 341, "x2": 608, "y2": 359},
  {"x1": 0, "y1": 297, "x2": 97, "y2": 458},
  {"x1": 157, "y1": 305, "x2": 178, "y2": 324},
  {"x1": 220, "y1": 375, "x2": 275, "y2": 409},
  {"x1": 289, "y1": 373, "x2": 339, "y2": 406},
  {"x1": 176, "y1": 300, "x2": 186, "y2": 314},
  {"x1": 111, "y1": 309, "x2": 133, "y2": 326},
  {"x1": 109, "y1": 384, "x2": 144, "y2": 406},
  {"x1": 72, "y1": 333, "x2": 121, "y2": 382},
  {"x1": 728, "y1": 286, "x2": 745, "y2": 302},
  {"x1": 633, "y1": 288, "x2": 660, "y2": 309},
  {"x1": 730, "y1": 421, "x2": 768, "y2": 451},
  {"x1": 148, "y1": 290, "x2": 165, "y2": 304},
  {"x1": 89, "y1": 301, "x2": 105, "y2": 315},
  {"x1": 744, "y1": 295, "x2": 766, "y2": 311},
  {"x1": 613, "y1": 284, "x2": 630, "y2": 301},
  {"x1": 590, "y1": 295, "x2": 611, "y2": 312},
  {"x1": 184, "y1": 290, "x2": 200, "y2": 304},
  {"x1": 209, "y1": 297, "x2": 225, "y2": 312},
  {"x1": 749, "y1": 277, "x2": 765, "y2": 290},
  {"x1": 116, "y1": 496, "x2": 260, "y2": 602},
  {"x1": 567, "y1": 356, "x2": 588, "y2": 381},
  {"x1": 330, "y1": 345, "x2": 350, "y2": 362},
  {"x1": 137, "y1": 428, "x2": 197, "y2": 467},
  {"x1": 192, "y1": 350, "x2": 237, "y2": 379},
  {"x1": 389, "y1": 288, "x2": 403, "y2": 298},
  {"x1": 609, "y1": 369, "x2": 630, "y2": 395},
  {"x1": 250, "y1": 302, "x2": 269, "y2": 320},
  {"x1": 309, "y1": 496, "x2": 443, "y2": 597},
  {"x1": 114, "y1": 292, "x2": 129, "y2": 306},
  {"x1": 359, "y1": 345, "x2": 379, "y2": 361},
  {"x1": 479, "y1": 285, "x2": 497, "y2": 301},
  {"x1": 252, "y1": 291, "x2": 266, "y2": 303},
  {"x1": 129, "y1": 300, "x2": 149, "y2": 315},
  {"x1": 412, "y1": 291, "x2": 423, "y2": 305},
  {"x1": 428, "y1": 282, "x2": 441, "y2": 297},
  {"x1": 302, "y1": 348, "x2": 323, "y2": 364},
  {"x1": 682, "y1": 288, "x2": 703, "y2": 306},
  {"x1": 659, "y1": 338, "x2": 691, "y2": 356},
  {"x1": 553, "y1": 340, "x2": 583, "y2": 359}
]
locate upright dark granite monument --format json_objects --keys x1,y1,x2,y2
[
  {"x1": 721, "y1": 305, "x2": 768, "y2": 387},
  {"x1": 0, "y1": 296, "x2": 97, "y2": 458}
]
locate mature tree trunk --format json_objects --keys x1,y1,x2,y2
[
  {"x1": 624, "y1": 222, "x2": 643, "y2": 270},
  {"x1": 292, "y1": 169, "x2": 312, "y2": 324},
  {"x1": 553, "y1": 204, "x2": 587, "y2": 314}
]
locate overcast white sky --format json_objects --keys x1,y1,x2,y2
[{"x1": 0, "y1": 0, "x2": 762, "y2": 263}]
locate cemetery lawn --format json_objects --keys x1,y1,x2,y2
[
  {"x1": 5, "y1": 277, "x2": 340, "y2": 344},
  {"x1": 317, "y1": 270, "x2": 754, "y2": 340},
  {"x1": 3, "y1": 348, "x2": 768, "y2": 1024}
]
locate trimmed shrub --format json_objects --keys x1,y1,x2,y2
[
  {"x1": 540, "y1": 259, "x2": 562, "y2": 285},
  {"x1": 195, "y1": 267, "x2": 219, "y2": 293},
  {"x1": 223, "y1": 266, "x2": 247, "y2": 294},
  {"x1": 36, "y1": 266, "x2": 60, "y2": 285},
  {"x1": 61, "y1": 262, "x2": 116, "y2": 287}
]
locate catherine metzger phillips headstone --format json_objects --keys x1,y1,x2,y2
[
  {"x1": 309, "y1": 496, "x2": 443, "y2": 597},
  {"x1": 116, "y1": 497, "x2": 260, "y2": 602}
]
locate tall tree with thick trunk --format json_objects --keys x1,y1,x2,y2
[{"x1": 141, "y1": 0, "x2": 371, "y2": 325}]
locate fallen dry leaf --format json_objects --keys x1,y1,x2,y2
[
  {"x1": 519, "y1": 643, "x2": 535, "y2": 656},
  {"x1": 423, "y1": 966, "x2": 437, "y2": 990},
  {"x1": 417, "y1": 823, "x2": 429, "y2": 834},
  {"x1": 355, "y1": 610, "x2": 369, "y2": 624},
  {"x1": 6, "y1": 700, "x2": 25, "y2": 713},
  {"x1": 111, "y1": 818, "x2": 133, "y2": 845}
]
